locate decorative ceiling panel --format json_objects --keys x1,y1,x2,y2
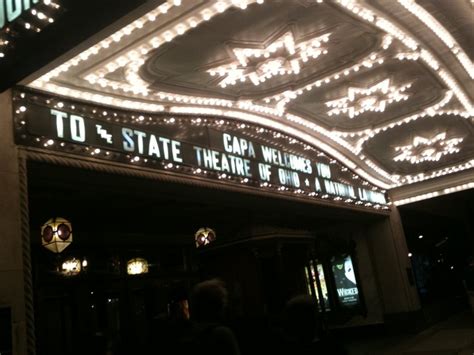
[
  {"x1": 287, "y1": 59, "x2": 445, "y2": 130},
  {"x1": 142, "y1": 1, "x2": 379, "y2": 99},
  {"x1": 416, "y1": 0, "x2": 474, "y2": 60},
  {"x1": 363, "y1": 113, "x2": 474, "y2": 175}
]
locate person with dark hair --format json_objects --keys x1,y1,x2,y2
[
  {"x1": 176, "y1": 279, "x2": 240, "y2": 355},
  {"x1": 277, "y1": 295, "x2": 347, "y2": 355},
  {"x1": 149, "y1": 285, "x2": 192, "y2": 355}
]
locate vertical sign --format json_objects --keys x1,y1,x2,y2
[{"x1": 332, "y1": 255, "x2": 360, "y2": 307}]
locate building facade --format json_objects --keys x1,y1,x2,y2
[{"x1": 0, "y1": 1, "x2": 472, "y2": 354}]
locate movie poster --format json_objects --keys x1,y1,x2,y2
[
  {"x1": 305, "y1": 260, "x2": 330, "y2": 311},
  {"x1": 332, "y1": 255, "x2": 360, "y2": 307}
]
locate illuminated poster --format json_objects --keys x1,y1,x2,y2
[
  {"x1": 305, "y1": 260, "x2": 330, "y2": 311},
  {"x1": 332, "y1": 255, "x2": 360, "y2": 307},
  {"x1": 315, "y1": 262, "x2": 330, "y2": 310}
]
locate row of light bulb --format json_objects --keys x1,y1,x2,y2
[
  {"x1": 17, "y1": 93, "x2": 344, "y2": 180},
  {"x1": 395, "y1": 159, "x2": 474, "y2": 187},
  {"x1": 80, "y1": 0, "x2": 265, "y2": 87},
  {"x1": 31, "y1": 136, "x2": 389, "y2": 210},
  {"x1": 263, "y1": 50, "x2": 386, "y2": 108},
  {"x1": 40, "y1": 0, "x2": 266, "y2": 104},
  {"x1": 350, "y1": 91, "x2": 455, "y2": 152},
  {"x1": 334, "y1": 0, "x2": 472, "y2": 113},
  {"x1": 397, "y1": 0, "x2": 474, "y2": 79},
  {"x1": 164, "y1": 105, "x2": 395, "y2": 190},
  {"x1": 207, "y1": 32, "x2": 330, "y2": 87},
  {"x1": 393, "y1": 133, "x2": 464, "y2": 164},
  {"x1": 0, "y1": 0, "x2": 60, "y2": 58},
  {"x1": 32, "y1": 0, "x2": 465, "y2": 152},
  {"x1": 33, "y1": 0, "x2": 185, "y2": 80},
  {"x1": 21, "y1": 1, "x2": 59, "y2": 32},
  {"x1": 31, "y1": 65, "x2": 466, "y2": 191},
  {"x1": 393, "y1": 182, "x2": 474, "y2": 206},
  {"x1": 14, "y1": 90, "x2": 456, "y2": 199},
  {"x1": 326, "y1": 80, "x2": 411, "y2": 118}
]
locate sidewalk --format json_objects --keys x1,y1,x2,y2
[{"x1": 346, "y1": 310, "x2": 474, "y2": 355}]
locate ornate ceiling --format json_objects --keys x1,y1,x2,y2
[{"x1": 24, "y1": 0, "x2": 474, "y2": 202}]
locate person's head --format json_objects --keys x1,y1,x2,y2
[
  {"x1": 168, "y1": 284, "x2": 190, "y2": 320},
  {"x1": 169, "y1": 299, "x2": 190, "y2": 320},
  {"x1": 190, "y1": 279, "x2": 228, "y2": 322},
  {"x1": 283, "y1": 295, "x2": 321, "y2": 343}
]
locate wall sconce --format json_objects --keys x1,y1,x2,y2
[
  {"x1": 127, "y1": 258, "x2": 149, "y2": 275},
  {"x1": 61, "y1": 257, "x2": 81, "y2": 276},
  {"x1": 41, "y1": 217, "x2": 73, "y2": 253},
  {"x1": 194, "y1": 227, "x2": 216, "y2": 248}
]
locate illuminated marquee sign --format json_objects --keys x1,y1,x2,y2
[
  {"x1": 14, "y1": 91, "x2": 388, "y2": 210},
  {"x1": 1, "y1": 1, "x2": 61, "y2": 59},
  {"x1": 0, "y1": 0, "x2": 39, "y2": 30}
]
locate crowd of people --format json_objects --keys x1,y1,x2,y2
[{"x1": 148, "y1": 279, "x2": 347, "y2": 355}]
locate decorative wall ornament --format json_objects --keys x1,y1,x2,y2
[
  {"x1": 41, "y1": 217, "x2": 72, "y2": 253},
  {"x1": 195, "y1": 227, "x2": 216, "y2": 248},
  {"x1": 393, "y1": 132, "x2": 463, "y2": 164},
  {"x1": 207, "y1": 31, "x2": 331, "y2": 87},
  {"x1": 326, "y1": 79, "x2": 411, "y2": 118}
]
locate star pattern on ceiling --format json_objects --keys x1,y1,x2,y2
[
  {"x1": 207, "y1": 31, "x2": 331, "y2": 88},
  {"x1": 326, "y1": 79, "x2": 412, "y2": 118},
  {"x1": 393, "y1": 132, "x2": 463, "y2": 164}
]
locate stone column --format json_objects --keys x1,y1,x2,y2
[
  {"x1": 367, "y1": 207, "x2": 420, "y2": 317},
  {"x1": 0, "y1": 89, "x2": 33, "y2": 355}
]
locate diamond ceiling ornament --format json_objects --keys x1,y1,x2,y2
[
  {"x1": 207, "y1": 31, "x2": 331, "y2": 87},
  {"x1": 326, "y1": 79, "x2": 412, "y2": 118},
  {"x1": 393, "y1": 132, "x2": 463, "y2": 164}
]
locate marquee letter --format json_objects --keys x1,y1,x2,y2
[
  {"x1": 50, "y1": 109, "x2": 67, "y2": 138},
  {"x1": 223, "y1": 133, "x2": 232, "y2": 153},
  {"x1": 6, "y1": 0, "x2": 22, "y2": 22},
  {"x1": 70, "y1": 115, "x2": 85, "y2": 142},
  {"x1": 261, "y1": 145, "x2": 273, "y2": 164},
  {"x1": 0, "y1": 2, "x2": 5, "y2": 29},
  {"x1": 248, "y1": 141, "x2": 256, "y2": 158},
  {"x1": 133, "y1": 130, "x2": 146, "y2": 154},
  {"x1": 240, "y1": 138, "x2": 248, "y2": 155},
  {"x1": 193, "y1": 146, "x2": 203, "y2": 166},
  {"x1": 244, "y1": 159, "x2": 251, "y2": 177},
  {"x1": 258, "y1": 163, "x2": 271, "y2": 181},
  {"x1": 148, "y1": 134, "x2": 160, "y2": 158},
  {"x1": 159, "y1": 137, "x2": 171, "y2": 160},
  {"x1": 122, "y1": 128, "x2": 134, "y2": 152},
  {"x1": 171, "y1": 140, "x2": 183, "y2": 163}
]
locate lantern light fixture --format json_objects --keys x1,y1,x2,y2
[
  {"x1": 127, "y1": 258, "x2": 149, "y2": 275},
  {"x1": 61, "y1": 257, "x2": 82, "y2": 276},
  {"x1": 195, "y1": 227, "x2": 216, "y2": 248},
  {"x1": 41, "y1": 217, "x2": 73, "y2": 253}
]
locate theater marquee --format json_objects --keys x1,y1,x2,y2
[{"x1": 13, "y1": 90, "x2": 388, "y2": 210}]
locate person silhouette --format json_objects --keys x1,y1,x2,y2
[
  {"x1": 176, "y1": 279, "x2": 240, "y2": 355},
  {"x1": 278, "y1": 295, "x2": 347, "y2": 355}
]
